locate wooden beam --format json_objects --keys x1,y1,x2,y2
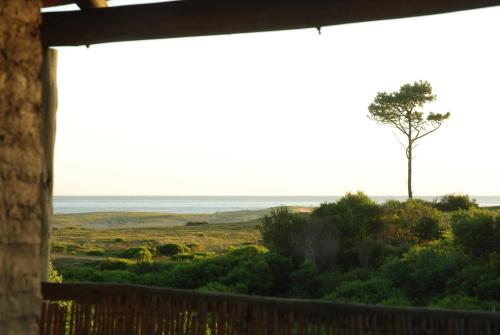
[
  {"x1": 41, "y1": 0, "x2": 500, "y2": 46},
  {"x1": 40, "y1": 49, "x2": 58, "y2": 281},
  {"x1": 42, "y1": 0, "x2": 107, "y2": 9},
  {"x1": 42, "y1": 0, "x2": 75, "y2": 8},
  {"x1": 76, "y1": 0, "x2": 108, "y2": 10}
]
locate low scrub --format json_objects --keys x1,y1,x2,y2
[
  {"x1": 186, "y1": 221, "x2": 209, "y2": 226},
  {"x1": 157, "y1": 243, "x2": 191, "y2": 257},
  {"x1": 120, "y1": 246, "x2": 153, "y2": 262},
  {"x1": 86, "y1": 249, "x2": 105, "y2": 256}
]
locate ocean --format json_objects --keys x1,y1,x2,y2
[{"x1": 53, "y1": 195, "x2": 500, "y2": 214}]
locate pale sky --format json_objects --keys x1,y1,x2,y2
[{"x1": 53, "y1": 3, "x2": 500, "y2": 196}]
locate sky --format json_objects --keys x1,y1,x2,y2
[{"x1": 53, "y1": 3, "x2": 500, "y2": 196}]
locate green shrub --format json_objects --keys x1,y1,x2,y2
[
  {"x1": 51, "y1": 243, "x2": 67, "y2": 253},
  {"x1": 291, "y1": 217, "x2": 340, "y2": 270},
  {"x1": 452, "y1": 209, "x2": 500, "y2": 259},
  {"x1": 288, "y1": 261, "x2": 324, "y2": 298},
  {"x1": 435, "y1": 194, "x2": 478, "y2": 212},
  {"x1": 378, "y1": 296, "x2": 412, "y2": 307},
  {"x1": 198, "y1": 282, "x2": 234, "y2": 293},
  {"x1": 430, "y1": 296, "x2": 499, "y2": 311},
  {"x1": 99, "y1": 257, "x2": 136, "y2": 270},
  {"x1": 380, "y1": 201, "x2": 409, "y2": 244},
  {"x1": 114, "y1": 237, "x2": 125, "y2": 243},
  {"x1": 226, "y1": 245, "x2": 268, "y2": 256},
  {"x1": 324, "y1": 278, "x2": 405, "y2": 305},
  {"x1": 265, "y1": 253, "x2": 295, "y2": 296},
  {"x1": 474, "y1": 277, "x2": 500, "y2": 301},
  {"x1": 400, "y1": 200, "x2": 444, "y2": 243},
  {"x1": 312, "y1": 192, "x2": 384, "y2": 268},
  {"x1": 171, "y1": 253, "x2": 195, "y2": 261},
  {"x1": 86, "y1": 249, "x2": 105, "y2": 256},
  {"x1": 48, "y1": 259, "x2": 63, "y2": 283},
  {"x1": 157, "y1": 243, "x2": 191, "y2": 257},
  {"x1": 61, "y1": 267, "x2": 104, "y2": 282},
  {"x1": 100, "y1": 270, "x2": 137, "y2": 283},
  {"x1": 260, "y1": 207, "x2": 300, "y2": 256},
  {"x1": 120, "y1": 246, "x2": 153, "y2": 262},
  {"x1": 313, "y1": 192, "x2": 383, "y2": 241},
  {"x1": 220, "y1": 257, "x2": 274, "y2": 295},
  {"x1": 66, "y1": 244, "x2": 79, "y2": 252},
  {"x1": 379, "y1": 247, "x2": 467, "y2": 305},
  {"x1": 192, "y1": 252, "x2": 215, "y2": 258},
  {"x1": 355, "y1": 239, "x2": 405, "y2": 269}
]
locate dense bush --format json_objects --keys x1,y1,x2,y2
[
  {"x1": 313, "y1": 192, "x2": 383, "y2": 243},
  {"x1": 157, "y1": 243, "x2": 191, "y2": 257},
  {"x1": 430, "y1": 296, "x2": 498, "y2": 311},
  {"x1": 379, "y1": 247, "x2": 467, "y2": 305},
  {"x1": 291, "y1": 217, "x2": 340, "y2": 270},
  {"x1": 452, "y1": 209, "x2": 500, "y2": 259},
  {"x1": 400, "y1": 200, "x2": 444, "y2": 243},
  {"x1": 261, "y1": 206, "x2": 341, "y2": 269},
  {"x1": 324, "y1": 277, "x2": 406, "y2": 305},
  {"x1": 288, "y1": 262, "x2": 340, "y2": 299},
  {"x1": 260, "y1": 207, "x2": 300, "y2": 256},
  {"x1": 434, "y1": 194, "x2": 478, "y2": 212},
  {"x1": 312, "y1": 192, "x2": 387, "y2": 268},
  {"x1": 120, "y1": 246, "x2": 153, "y2": 262}
]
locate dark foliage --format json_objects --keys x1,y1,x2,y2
[
  {"x1": 157, "y1": 243, "x2": 191, "y2": 257},
  {"x1": 435, "y1": 194, "x2": 478, "y2": 212},
  {"x1": 58, "y1": 194, "x2": 500, "y2": 312}
]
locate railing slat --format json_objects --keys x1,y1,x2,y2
[{"x1": 41, "y1": 282, "x2": 500, "y2": 335}]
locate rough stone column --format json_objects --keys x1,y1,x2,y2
[{"x1": 0, "y1": 1, "x2": 44, "y2": 334}]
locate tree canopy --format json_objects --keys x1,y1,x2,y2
[{"x1": 368, "y1": 81, "x2": 450, "y2": 198}]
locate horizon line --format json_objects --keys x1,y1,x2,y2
[{"x1": 53, "y1": 194, "x2": 499, "y2": 197}]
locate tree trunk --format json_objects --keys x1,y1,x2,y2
[{"x1": 407, "y1": 144, "x2": 413, "y2": 199}]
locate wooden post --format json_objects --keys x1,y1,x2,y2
[{"x1": 40, "y1": 48, "x2": 58, "y2": 281}]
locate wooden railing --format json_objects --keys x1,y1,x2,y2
[{"x1": 40, "y1": 282, "x2": 500, "y2": 335}]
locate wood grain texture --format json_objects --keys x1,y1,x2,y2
[
  {"x1": 40, "y1": 48, "x2": 58, "y2": 282},
  {"x1": 41, "y1": 0, "x2": 500, "y2": 46}
]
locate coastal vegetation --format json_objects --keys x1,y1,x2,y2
[{"x1": 51, "y1": 193, "x2": 500, "y2": 312}]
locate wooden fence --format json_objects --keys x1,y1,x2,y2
[{"x1": 40, "y1": 282, "x2": 500, "y2": 335}]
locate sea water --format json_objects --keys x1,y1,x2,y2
[{"x1": 53, "y1": 195, "x2": 500, "y2": 214}]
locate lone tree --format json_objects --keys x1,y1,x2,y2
[{"x1": 368, "y1": 81, "x2": 450, "y2": 198}]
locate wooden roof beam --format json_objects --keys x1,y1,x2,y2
[
  {"x1": 76, "y1": 0, "x2": 108, "y2": 10},
  {"x1": 42, "y1": 0, "x2": 76, "y2": 8},
  {"x1": 41, "y1": 0, "x2": 500, "y2": 47},
  {"x1": 42, "y1": 0, "x2": 107, "y2": 9}
]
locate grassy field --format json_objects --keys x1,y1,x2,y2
[
  {"x1": 51, "y1": 207, "x2": 312, "y2": 261},
  {"x1": 51, "y1": 204, "x2": 498, "y2": 271}
]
